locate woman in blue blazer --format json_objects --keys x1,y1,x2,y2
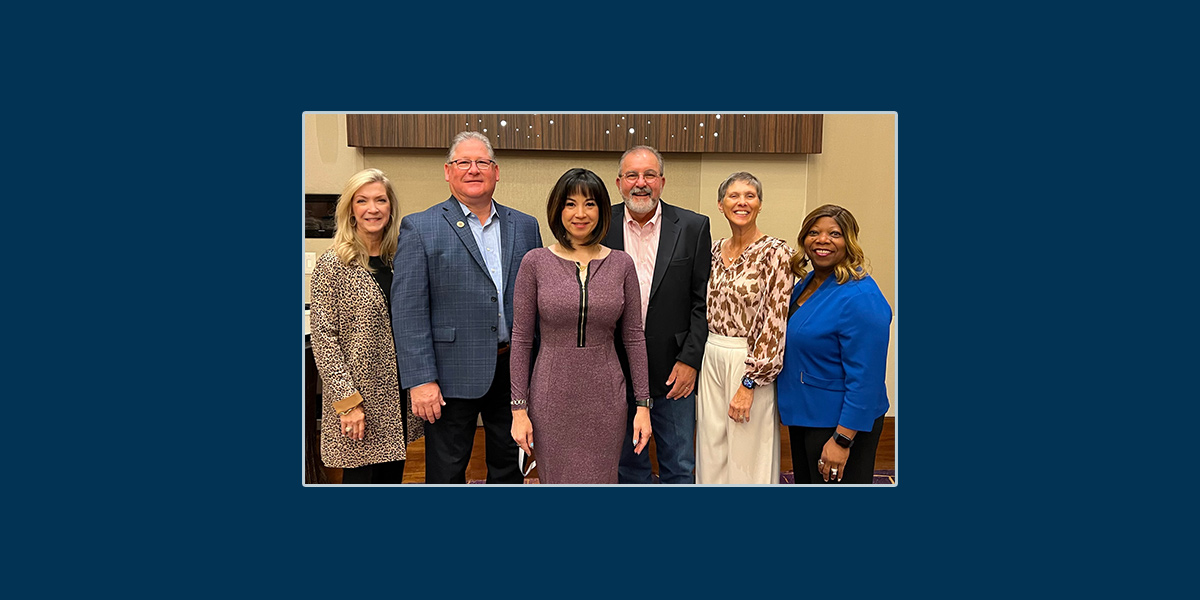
[{"x1": 777, "y1": 204, "x2": 892, "y2": 484}]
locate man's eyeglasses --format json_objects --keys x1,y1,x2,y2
[
  {"x1": 448, "y1": 159, "x2": 496, "y2": 171},
  {"x1": 622, "y1": 171, "x2": 660, "y2": 184}
]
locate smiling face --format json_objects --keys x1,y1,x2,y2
[
  {"x1": 718, "y1": 180, "x2": 761, "y2": 228},
  {"x1": 617, "y1": 149, "x2": 665, "y2": 216},
  {"x1": 351, "y1": 181, "x2": 391, "y2": 242},
  {"x1": 561, "y1": 190, "x2": 600, "y2": 247},
  {"x1": 444, "y1": 138, "x2": 499, "y2": 204},
  {"x1": 803, "y1": 216, "x2": 847, "y2": 273}
]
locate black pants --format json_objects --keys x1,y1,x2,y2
[
  {"x1": 342, "y1": 459, "x2": 406, "y2": 484},
  {"x1": 424, "y1": 352, "x2": 520, "y2": 484},
  {"x1": 789, "y1": 414, "x2": 885, "y2": 484}
]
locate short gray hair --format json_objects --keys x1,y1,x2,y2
[
  {"x1": 618, "y1": 145, "x2": 664, "y2": 175},
  {"x1": 447, "y1": 131, "x2": 495, "y2": 162},
  {"x1": 717, "y1": 171, "x2": 763, "y2": 202}
]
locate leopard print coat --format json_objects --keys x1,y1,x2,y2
[{"x1": 310, "y1": 249, "x2": 423, "y2": 469}]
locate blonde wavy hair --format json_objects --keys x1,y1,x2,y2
[
  {"x1": 333, "y1": 168, "x2": 400, "y2": 272},
  {"x1": 789, "y1": 204, "x2": 869, "y2": 284}
]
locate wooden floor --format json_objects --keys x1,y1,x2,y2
[{"x1": 321, "y1": 417, "x2": 894, "y2": 484}]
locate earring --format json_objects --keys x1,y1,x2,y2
[{"x1": 350, "y1": 216, "x2": 357, "y2": 227}]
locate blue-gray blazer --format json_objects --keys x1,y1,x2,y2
[{"x1": 391, "y1": 197, "x2": 542, "y2": 399}]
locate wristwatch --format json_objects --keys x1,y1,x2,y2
[
  {"x1": 635, "y1": 398, "x2": 654, "y2": 409},
  {"x1": 741, "y1": 376, "x2": 758, "y2": 390},
  {"x1": 833, "y1": 432, "x2": 855, "y2": 448}
]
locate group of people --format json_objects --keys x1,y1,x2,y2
[{"x1": 309, "y1": 131, "x2": 892, "y2": 485}]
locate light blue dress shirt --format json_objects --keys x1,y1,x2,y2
[{"x1": 459, "y1": 200, "x2": 508, "y2": 343}]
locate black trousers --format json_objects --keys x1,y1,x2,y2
[
  {"x1": 342, "y1": 459, "x2": 406, "y2": 484},
  {"x1": 423, "y1": 352, "x2": 521, "y2": 484},
  {"x1": 789, "y1": 414, "x2": 885, "y2": 485}
]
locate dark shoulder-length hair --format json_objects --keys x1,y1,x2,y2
[
  {"x1": 547, "y1": 168, "x2": 612, "y2": 249},
  {"x1": 789, "y1": 204, "x2": 870, "y2": 284}
]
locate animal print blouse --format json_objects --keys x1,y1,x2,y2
[{"x1": 706, "y1": 236, "x2": 794, "y2": 386}]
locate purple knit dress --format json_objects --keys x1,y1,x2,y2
[{"x1": 510, "y1": 248, "x2": 651, "y2": 484}]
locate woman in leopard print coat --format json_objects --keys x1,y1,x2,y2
[{"x1": 310, "y1": 168, "x2": 423, "y2": 483}]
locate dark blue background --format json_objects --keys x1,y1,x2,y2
[{"x1": 18, "y1": 5, "x2": 1087, "y2": 595}]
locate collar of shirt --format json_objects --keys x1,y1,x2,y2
[
  {"x1": 624, "y1": 201, "x2": 662, "y2": 230},
  {"x1": 458, "y1": 199, "x2": 498, "y2": 226}
]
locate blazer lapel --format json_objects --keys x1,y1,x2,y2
[
  {"x1": 790, "y1": 272, "x2": 834, "y2": 330},
  {"x1": 649, "y1": 202, "x2": 681, "y2": 301},
  {"x1": 608, "y1": 205, "x2": 626, "y2": 250},
  {"x1": 442, "y1": 197, "x2": 489, "y2": 275},
  {"x1": 498, "y1": 202, "x2": 517, "y2": 285}
]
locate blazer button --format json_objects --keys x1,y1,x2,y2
[
  {"x1": 491, "y1": 326, "x2": 497, "y2": 332},
  {"x1": 491, "y1": 297, "x2": 497, "y2": 302}
]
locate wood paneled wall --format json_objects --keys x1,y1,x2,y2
[{"x1": 346, "y1": 114, "x2": 822, "y2": 154}]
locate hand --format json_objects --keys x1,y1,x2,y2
[
  {"x1": 339, "y1": 406, "x2": 365, "y2": 441},
  {"x1": 818, "y1": 438, "x2": 851, "y2": 482},
  {"x1": 632, "y1": 407, "x2": 652, "y2": 454},
  {"x1": 664, "y1": 362, "x2": 697, "y2": 399},
  {"x1": 727, "y1": 385, "x2": 755, "y2": 423},
  {"x1": 511, "y1": 410, "x2": 534, "y2": 455},
  {"x1": 411, "y1": 382, "x2": 446, "y2": 423}
]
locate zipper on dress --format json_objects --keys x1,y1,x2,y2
[{"x1": 576, "y1": 262, "x2": 591, "y2": 347}]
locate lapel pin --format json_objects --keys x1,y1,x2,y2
[{"x1": 456, "y1": 221, "x2": 465, "y2": 228}]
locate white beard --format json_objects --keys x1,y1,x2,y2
[{"x1": 624, "y1": 195, "x2": 657, "y2": 215}]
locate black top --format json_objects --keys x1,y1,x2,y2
[
  {"x1": 368, "y1": 255, "x2": 406, "y2": 441},
  {"x1": 368, "y1": 256, "x2": 392, "y2": 315}
]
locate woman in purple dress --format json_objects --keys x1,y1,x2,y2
[{"x1": 509, "y1": 168, "x2": 653, "y2": 484}]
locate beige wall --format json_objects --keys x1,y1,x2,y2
[
  {"x1": 303, "y1": 113, "x2": 897, "y2": 416},
  {"x1": 303, "y1": 113, "x2": 364, "y2": 193}
]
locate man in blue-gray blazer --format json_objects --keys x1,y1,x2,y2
[{"x1": 392, "y1": 131, "x2": 542, "y2": 484}]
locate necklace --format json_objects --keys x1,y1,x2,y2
[
  {"x1": 559, "y1": 244, "x2": 602, "y2": 264},
  {"x1": 723, "y1": 232, "x2": 764, "y2": 267}
]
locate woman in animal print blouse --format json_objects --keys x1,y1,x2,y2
[{"x1": 696, "y1": 172, "x2": 793, "y2": 485}]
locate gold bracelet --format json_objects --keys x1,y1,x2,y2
[{"x1": 337, "y1": 405, "x2": 360, "y2": 416}]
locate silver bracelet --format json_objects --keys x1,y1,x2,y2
[{"x1": 510, "y1": 398, "x2": 527, "y2": 408}]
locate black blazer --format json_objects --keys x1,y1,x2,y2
[{"x1": 604, "y1": 201, "x2": 711, "y2": 399}]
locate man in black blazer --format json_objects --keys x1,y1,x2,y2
[{"x1": 604, "y1": 146, "x2": 711, "y2": 484}]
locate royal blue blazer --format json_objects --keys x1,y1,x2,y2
[
  {"x1": 776, "y1": 272, "x2": 892, "y2": 432},
  {"x1": 391, "y1": 197, "x2": 542, "y2": 399}
]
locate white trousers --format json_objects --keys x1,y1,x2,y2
[{"x1": 695, "y1": 333, "x2": 781, "y2": 484}]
